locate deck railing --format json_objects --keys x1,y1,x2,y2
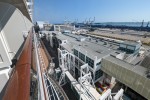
[
  {"x1": 3, "y1": 28, "x2": 69, "y2": 100},
  {"x1": 3, "y1": 30, "x2": 33, "y2": 100}
]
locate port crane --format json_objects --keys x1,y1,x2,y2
[
  {"x1": 89, "y1": 17, "x2": 95, "y2": 30},
  {"x1": 70, "y1": 18, "x2": 78, "y2": 26},
  {"x1": 83, "y1": 18, "x2": 88, "y2": 25},
  {"x1": 146, "y1": 21, "x2": 149, "y2": 27},
  {"x1": 83, "y1": 17, "x2": 95, "y2": 30},
  {"x1": 141, "y1": 20, "x2": 144, "y2": 27},
  {"x1": 64, "y1": 17, "x2": 71, "y2": 25},
  {"x1": 89, "y1": 17, "x2": 95, "y2": 25}
]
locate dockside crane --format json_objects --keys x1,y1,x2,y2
[
  {"x1": 139, "y1": 20, "x2": 144, "y2": 31},
  {"x1": 143, "y1": 21, "x2": 150, "y2": 38},
  {"x1": 89, "y1": 17, "x2": 91, "y2": 25},
  {"x1": 141, "y1": 20, "x2": 144, "y2": 27},
  {"x1": 64, "y1": 17, "x2": 71, "y2": 25},
  {"x1": 89, "y1": 17, "x2": 95, "y2": 31},
  {"x1": 90, "y1": 17, "x2": 95, "y2": 24},
  {"x1": 64, "y1": 16, "x2": 67, "y2": 25},
  {"x1": 83, "y1": 18, "x2": 88, "y2": 28},
  {"x1": 84, "y1": 18, "x2": 88, "y2": 25},
  {"x1": 146, "y1": 21, "x2": 149, "y2": 27},
  {"x1": 72, "y1": 18, "x2": 78, "y2": 25}
]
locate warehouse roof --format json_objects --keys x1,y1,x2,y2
[{"x1": 56, "y1": 33, "x2": 118, "y2": 60}]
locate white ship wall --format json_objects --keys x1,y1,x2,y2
[
  {"x1": 0, "y1": 2, "x2": 32, "y2": 92},
  {"x1": 0, "y1": 2, "x2": 32, "y2": 60}
]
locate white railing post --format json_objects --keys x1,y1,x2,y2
[{"x1": 34, "y1": 34, "x2": 45, "y2": 100}]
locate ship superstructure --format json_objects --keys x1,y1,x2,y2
[
  {"x1": 0, "y1": 0, "x2": 68, "y2": 100},
  {"x1": 0, "y1": 0, "x2": 33, "y2": 93}
]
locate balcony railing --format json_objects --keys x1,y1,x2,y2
[
  {"x1": 3, "y1": 28, "x2": 68, "y2": 100},
  {"x1": 3, "y1": 30, "x2": 33, "y2": 100}
]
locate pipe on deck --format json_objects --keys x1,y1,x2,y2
[{"x1": 3, "y1": 31, "x2": 33, "y2": 100}]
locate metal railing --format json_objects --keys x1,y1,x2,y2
[
  {"x1": 34, "y1": 33, "x2": 46, "y2": 100},
  {"x1": 34, "y1": 33, "x2": 68, "y2": 100},
  {"x1": 3, "y1": 28, "x2": 68, "y2": 100}
]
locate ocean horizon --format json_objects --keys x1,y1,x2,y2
[
  {"x1": 93, "y1": 22, "x2": 149, "y2": 27},
  {"x1": 52, "y1": 22, "x2": 149, "y2": 27}
]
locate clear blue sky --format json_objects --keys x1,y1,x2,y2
[{"x1": 34, "y1": 0, "x2": 150, "y2": 23}]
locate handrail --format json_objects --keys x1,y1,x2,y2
[
  {"x1": 3, "y1": 30, "x2": 33, "y2": 100},
  {"x1": 34, "y1": 33, "x2": 47, "y2": 100},
  {"x1": 37, "y1": 37, "x2": 69, "y2": 100}
]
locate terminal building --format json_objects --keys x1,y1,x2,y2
[
  {"x1": 55, "y1": 33, "x2": 117, "y2": 83},
  {"x1": 43, "y1": 29, "x2": 150, "y2": 99},
  {"x1": 52, "y1": 32, "x2": 141, "y2": 82},
  {"x1": 119, "y1": 41, "x2": 141, "y2": 54},
  {"x1": 101, "y1": 54, "x2": 150, "y2": 99}
]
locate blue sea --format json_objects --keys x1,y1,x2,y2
[{"x1": 93, "y1": 22, "x2": 149, "y2": 27}]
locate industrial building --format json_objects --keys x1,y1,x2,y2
[
  {"x1": 41, "y1": 29, "x2": 149, "y2": 99},
  {"x1": 50, "y1": 32, "x2": 140, "y2": 82},
  {"x1": 119, "y1": 41, "x2": 141, "y2": 54},
  {"x1": 101, "y1": 54, "x2": 150, "y2": 99}
]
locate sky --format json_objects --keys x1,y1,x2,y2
[{"x1": 34, "y1": 0, "x2": 150, "y2": 23}]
